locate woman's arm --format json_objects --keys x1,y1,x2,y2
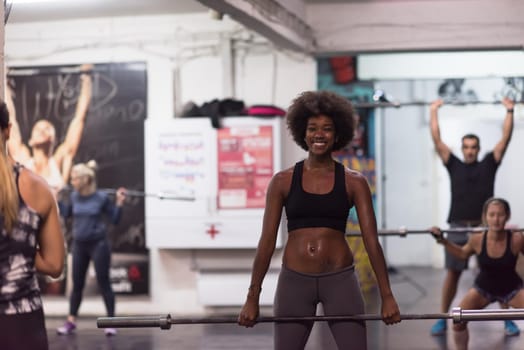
[
  {"x1": 515, "y1": 231, "x2": 524, "y2": 255},
  {"x1": 21, "y1": 171, "x2": 66, "y2": 278},
  {"x1": 54, "y1": 65, "x2": 93, "y2": 182},
  {"x1": 238, "y1": 172, "x2": 285, "y2": 327},
  {"x1": 5, "y1": 84, "x2": 31, "y2": 163},
  {"x1": 103, "y1": 188, "x2": 127, "y2": 224},
  {"x1": 56, "y1": 189, "x2": 73, "y2": 219},
  {"x1": 429, "y1": 227, "x2": 475, "y2": 260}
]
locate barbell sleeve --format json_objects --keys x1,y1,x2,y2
[
  {"x1": 97, "y1": 315, "x2": 173, "y2": 329},
  {"x1": 452, "y1": 307, "x2": 524, "y2": 322}
]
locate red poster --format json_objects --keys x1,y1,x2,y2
[{"x1": 217, "y1": 125, "x2": 273, "y2": 209}]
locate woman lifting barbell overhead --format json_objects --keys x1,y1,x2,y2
[
  {"x1": 430, "y1": 197, "x2": 524, "y2": 350},
  {"x1": 237, "y1": 90, "x2": 400, "y2": 350}
]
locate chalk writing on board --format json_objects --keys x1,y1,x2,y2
[{"x1": 156, "y1": 132, "x2": 207, "y2": 193}]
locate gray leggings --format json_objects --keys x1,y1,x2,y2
[{"x1": 274, "y1": 265, "x2": 367, "y2": 350}]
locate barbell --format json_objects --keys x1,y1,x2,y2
[
  {"x1": 57, "y1": 186, "x2": 195, "y2": 201},
  {"x1": 7, "y1": 66, "x2": 94, "y2": 77},
  {"x1": 100, "y1": 188, "x2": 195, "y2": 201},
  {"x1": 361, "y1": 89, "x2": 520, "y2": 109},
  {"x1": 97, "y1": 307, "x2": 524, "y2": 330},
  {"x1": 346, "y1": 227, "x2": 524, "y2": 237},
  {"x1": 352, "y1": 100, "x2": 511, "y2": 109}
]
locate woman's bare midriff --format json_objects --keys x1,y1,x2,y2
[{"x1": 283, "y1": 227, "x2": 354, "y2": 274}]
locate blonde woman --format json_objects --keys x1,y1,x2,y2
[
  {"x1": 56, "y1": 160, "x2": 126, "y2": 336},
  {"x1": 0, "y1": 100, "x2": 65, "y2": 350}
]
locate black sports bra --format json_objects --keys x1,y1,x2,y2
[{"x1": 284, "y1": 160, "x2": 351, "y2": 233}]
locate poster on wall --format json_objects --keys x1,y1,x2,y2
[
  {"x1": 7, "y1": 62, "x2": 149, "y2": 295},
  {"x1": 217, "y1": 125, "x2": 274, "y2": 209}
]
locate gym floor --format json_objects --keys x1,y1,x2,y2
[{"x1": 45, "y1": 266, "x2": 524, "y2": 350}]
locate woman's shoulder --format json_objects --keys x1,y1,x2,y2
[
  {"x1": 17, "y1": 166, "x2": 55, "y2": 214},
  {"x1": 468, "y1": 232, "x2": 483, "y2": 246},
  {"x1": 342, "y1": 166, "x2": 367, "y2": 182},
  {"x1": 89, "y1": 190, "x2": 110, "y2": 202},
  {"x1": 278, "y1": 163, "x2": 296, "y2": 175},
  {"x1": 510, "y1": 230, "x2": 524, "y2": 246},
  {"x1": 18, "y1": 165, "x2": 51, "y2": 193},
  {"x1": 94, "y1": 189, "x2": 108, "y2": 196},
  {"x1": 266, "y1": 165, "x2": 295, "y2": 194},
  {"x1": 272, "y1": 166, "x2": 294, "y2": 183},
  {"x1": 71, "y1": 189, "x2": 107, "y2": 201}
]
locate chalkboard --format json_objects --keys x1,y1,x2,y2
[
  {"x1": 8, "y1": 62, "x2": 147, "y2": 253},
  {"x1": 8, "y1": 62, "x2": 148, "y2": 295}
]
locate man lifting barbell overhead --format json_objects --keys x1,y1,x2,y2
[
  {"x1": 431, "y1": 198, "x2": 524, "y2": 350},
  {"x1": 429, "y1": 96, "x2": 518, "y2": 337}
]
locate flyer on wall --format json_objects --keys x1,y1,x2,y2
[{"x1": 217, "y1": 125, "x2": 273, "y2": 210}]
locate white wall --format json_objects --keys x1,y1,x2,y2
[
  {"x1": 373, "y1": 81, "x2": 436, "y2": 266},
  {"x1": 5, "y1": 13, "x2": 314, "y2": 316},
  {"x1": 359, "y1": 51, "x2": 524, "y2": 80}
]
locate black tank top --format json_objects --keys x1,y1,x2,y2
[
  {"x1": 285, "y1": 160, "x2": 351, "y2": 233},
  {"x1": 0, "y1": 164, "x2": 43, "y2": 315},
  {"x1": 474, "y1": 230, "x2": 522, "y2": 296}
]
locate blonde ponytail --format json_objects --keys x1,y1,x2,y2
[{"x1": 0, "y1": 100, "x2": 18, "y2": 232}]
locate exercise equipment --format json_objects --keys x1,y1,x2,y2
[
  {"x1": 101, "y1": 188, "x2": 195, "y2": 201},
  {"x1": 97, "y1": 307, "x2": 524, "y2": 330},
  {"x1": 346, "y1": 227, "x2": 524, "y2": 237}
]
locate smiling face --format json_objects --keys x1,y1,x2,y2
[{"x1": 304, "y1": 115, "x2": 335, "y2": 155}]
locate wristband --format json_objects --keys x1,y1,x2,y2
[{"x1": 507, "y1": 109, "x2": 514, "y2": 113}]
